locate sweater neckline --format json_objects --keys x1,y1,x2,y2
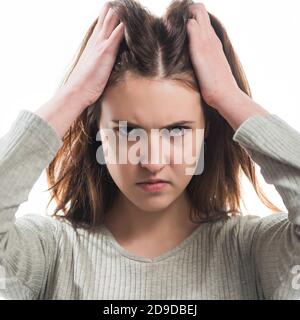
[{"x1": 99, "y1": 222, "x2": 208, "y2": 263}]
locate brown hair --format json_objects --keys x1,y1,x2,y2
[{"x1": 46, "y1": 0, "x2": 282, "y2": 230}]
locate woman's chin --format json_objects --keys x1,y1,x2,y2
[{"x1": 132, "y1": 198, "x2": 174, "y2": 213}]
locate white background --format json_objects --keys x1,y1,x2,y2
[{"x1": 0, "y1": 0, "x2": 299, "y2": 218}]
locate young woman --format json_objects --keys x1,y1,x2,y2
[{"x1": 0, "y1": 0, "x2": 299, "y2": 300}]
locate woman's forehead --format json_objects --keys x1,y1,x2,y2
[{"x1": 101, "y1": 77, "x2": 203, "y2": 122}]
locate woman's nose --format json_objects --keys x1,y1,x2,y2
[
  {"x1": 140, "y1": 158, "x2": 166, "y2": 173},
  {"x1": 138, "y1": 134, "x2": 169, "y2": 173}
]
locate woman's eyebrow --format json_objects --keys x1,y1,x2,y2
[{"x1": 110, "y1": 120, "x2": 195, "y2": 129}]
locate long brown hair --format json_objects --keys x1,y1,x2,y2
[{"x1": 46, "y1": 0, "x2": 282, "y2": 230}]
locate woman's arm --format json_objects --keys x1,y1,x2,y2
[
  {"x1": 187, "y1": 4, "x2": 300, "y2": 299},
  {"x1": 232, "y1": 110, "x2": 300, "y2": 299},
  {"x1": 0, "y1": 3, "x2": 125, "y2": 299},
  {"x1": 0, "y1": 108, "x2": 64, "y2": 299}
]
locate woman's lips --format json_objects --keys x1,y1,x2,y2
[{"x1": 136, "y1": 182, "x2": 169, "y2": 192}]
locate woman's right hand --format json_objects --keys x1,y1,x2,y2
[
  {"x1": 35, "y1": 2, "x2": 125, "y2": 139},
  {"x1": 59, "y1": 1, "x2": 125, "y2": 108}
]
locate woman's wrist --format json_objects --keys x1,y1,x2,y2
[
  {"x1": 35, "y1": 89, "x2": 87, "y2": 140},
  {"x1": 214, "y1": 89, "x2": 270, "y2": 131}
]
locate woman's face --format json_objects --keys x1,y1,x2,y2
[{"x1": 99, "y1": 74, "x2": 205, "y2": 212}]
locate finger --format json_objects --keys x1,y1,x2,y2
[
  {"x1": 89, "y1": 2, "x2": 111, "y2": 43},
  {"x1": 188, "y1": 3, "x2": 211, "y2": 27},
  {"x1": 108, "y1": 22, "x2": 125, "y2": 45},
  {"x1": 96, "y1": 2, "x2": 112, "y2": 31},
  {"x1": 100, "y1": 7, "x2": 122, "y2": 40}
]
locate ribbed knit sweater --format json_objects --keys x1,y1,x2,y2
[{"x1": 0, "y1": 109, "x2": 300, "y2": 300}]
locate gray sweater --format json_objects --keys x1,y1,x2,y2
[{"x1": 0, "y1": 109, "x2": 300, "y2": 300}]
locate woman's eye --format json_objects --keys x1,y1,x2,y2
[
  {"x1": 117, "y1": 127, "x2": 135, "y2": 137},
  {"x1": 171, "y1": 126, "x2": 188, "y2": 136},
  {"x1": 116, "y1": 126, "x2": 190, "y2": 137},
  {"x1": 167, "y1": 126, "x2": 189, "y2": 137}
]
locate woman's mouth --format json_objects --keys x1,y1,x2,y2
[{"x1": 136, "y1": 181, "x2": 170, "y2": 192}]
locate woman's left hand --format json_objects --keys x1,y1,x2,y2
[{"x1": 186, "y1": 3, "x2": 242, "y2": 110}]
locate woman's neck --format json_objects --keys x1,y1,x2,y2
[{"x1": 103, "y1": 191, "x2": 200, "y2": 245}]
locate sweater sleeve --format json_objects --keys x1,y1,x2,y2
[
  {"x1": 0, "y1": 109, "x2": 63, "y2": 299},
  {"x1": 232, "y1": 113, "x2": 300, "y2": 300}
]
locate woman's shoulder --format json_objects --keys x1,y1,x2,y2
[
  {"x1": 15, "y1": 212, "x2": 101, "y2": 243},
  {"x1": 209, "y1": 211, "x2": 290, "y2": 240},
  {"x1": 221, "y1": 211, "x2": 300, "y2": 249},
  {"x1": 14, "y1": 213, "x2": 64, "y2": 240},
  {"x1": 227, "y1": 211, "x2": 289, "y2": 231}
]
